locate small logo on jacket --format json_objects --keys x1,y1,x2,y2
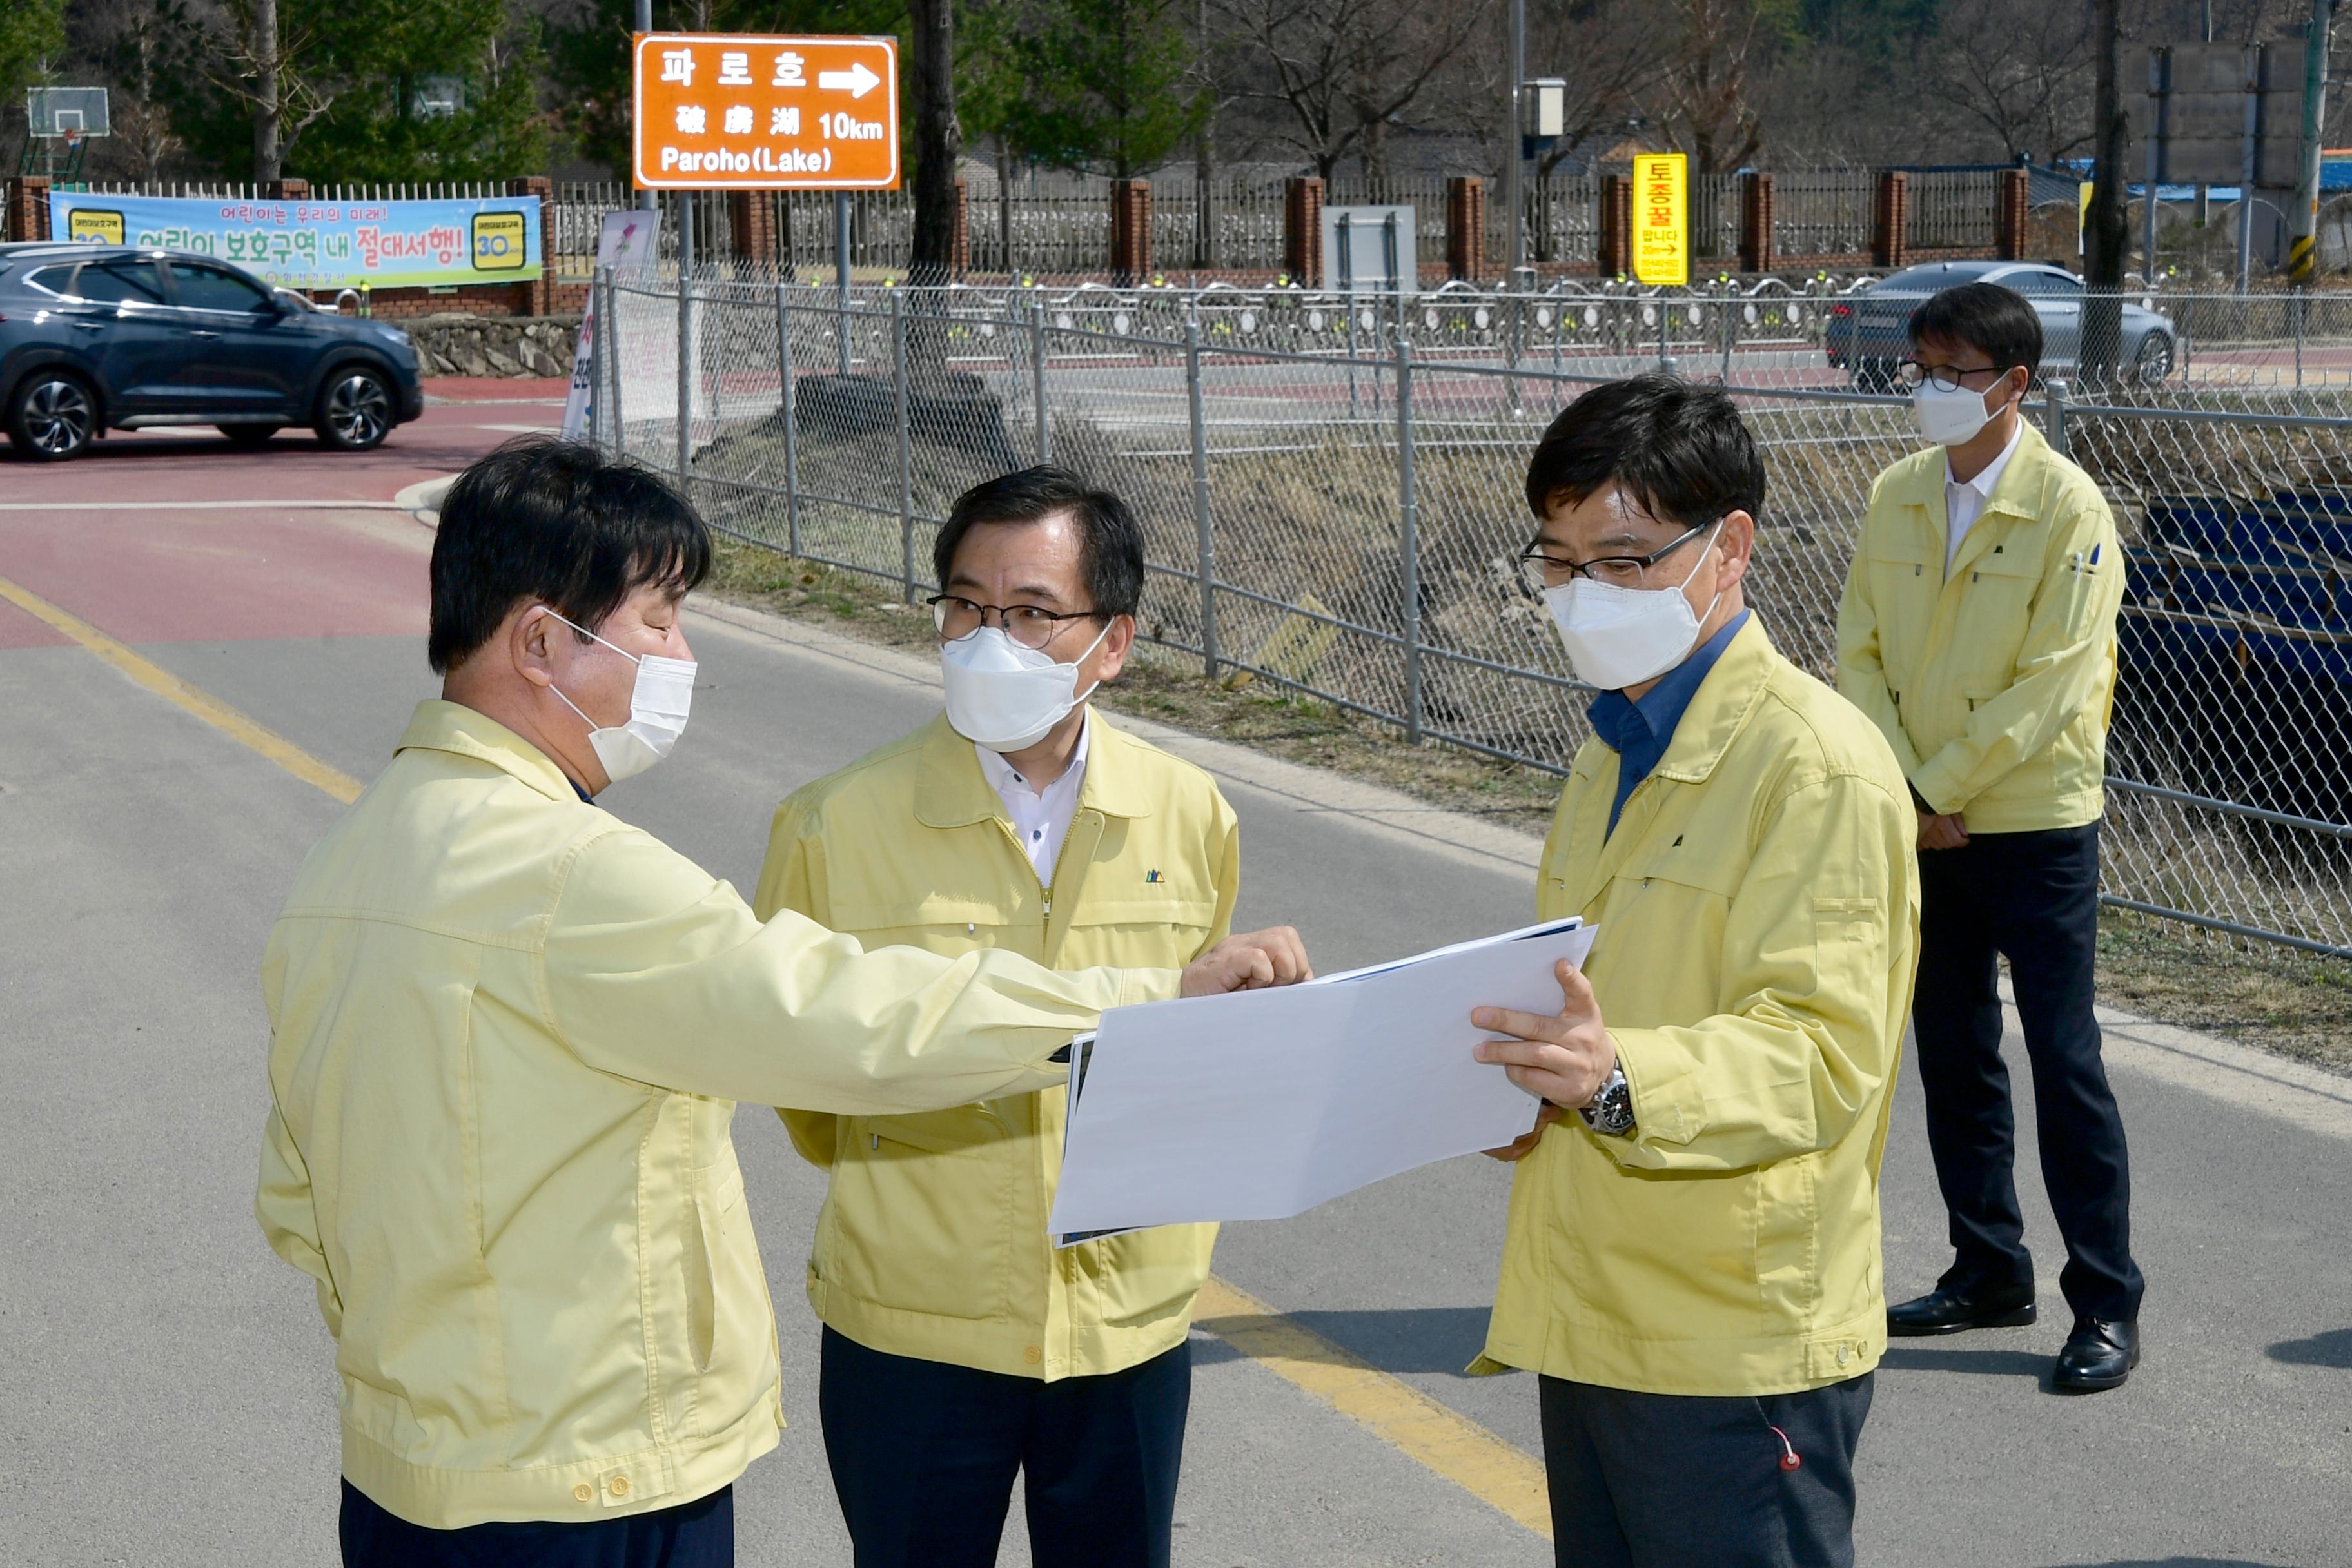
[{"x1": 1144, "y1": 869, "x2": 1162, "y2": 883}]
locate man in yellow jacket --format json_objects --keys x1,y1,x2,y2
[
  {"x1": 255, "y1": 439, "x2": 1305, "y2": 1568},
  {"x1": 1472, "y1": 376, "x2": 1917, "y2": 1567},
  {"x1": 1836, "y1": 281, "x2": 2141, "y2": 1393},
  {"x1": 753, "y1": 467, "x2": 1238, "y2": 1568}
]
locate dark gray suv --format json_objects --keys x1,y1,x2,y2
[{"x1": 0, "y1": 244, "x2": 425, "y2": 460}]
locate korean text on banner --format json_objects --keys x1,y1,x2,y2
[
  {"x1": 632, "y1": 32, "x2": 900, "y2": 190},
  {"x1": 1632, "y1": 152, "x2": 1689, "y2": 288},
  {"x1": 46, "y1": 193, "x2": 542, "y2": 291}
]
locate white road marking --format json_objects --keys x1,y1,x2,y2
[{"x1": 0, "y1": 500, "x2": 407, "y2": 511}]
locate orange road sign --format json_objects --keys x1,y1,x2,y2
[
  {"x1": 632, "y1": 33, "x2": 899, "y2": 191},
  {"x1": 1631, "y1": 153, "x2": 1688, "y2": 288}
]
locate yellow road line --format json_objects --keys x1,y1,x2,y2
[
  {"x1": 4, "y1": 565, "x2": 1546, "y2": 1537},
  {"x1": 1193, "y1": 1275, "x2": 1551, "y2": 1540},
  {"x1": 0, "y1": 574, "x2": 363, "y2": 805}
]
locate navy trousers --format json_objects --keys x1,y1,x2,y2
[
  {"x1": 1912, "y1": 824, "x2": 2145, "y2": 1322},
  {"x1": 338, "y1": 1479, "x2": 732, "y2": 1568},
  {"x1": 818, "y1": 1326, "x2": 1191, "y2": 1568},
  {"x1": 1538, "y1": 1373, "x2": 1874, "y2": 1568}
]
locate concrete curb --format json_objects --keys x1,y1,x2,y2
[{"x1": 393, "y1": 474, "x2": 458, "y2": 525}]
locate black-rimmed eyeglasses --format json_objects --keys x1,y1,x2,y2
[{"x1": 1517, "y1": 518, "x2": 1721, "y2": 591}]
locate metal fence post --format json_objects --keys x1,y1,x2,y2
[
  {"x1": 891, "y1": 289, "x2": 916, "y2": 603},
  {"x1": 776, "y1": 281, "x2": 799, "y2": 558},
  {"x1": 675, "y1": 269, "x2": 692, "y2": 493},
  {"x1": 1184, "y1": 315, "x2": 1218, "y2": 680},
  {"x1": 2294, "y1": 289, "x2": 2306, "y2": 393},
  {"x1": 596, "y1": 264, "x2": 620, "y2": 456},
  {"x1": 2043, "y1": 376, "x2": 2070, "y2": 458},
  {"x1": 835, "y1": 191, "x2": 852, "y2": 377},
  {"x1": 1032, "y1": 295, "x2": 1052, "y2": 465},
  {"x1": 1396, "y1": 329, "x2": 1422, "y2": 745}
]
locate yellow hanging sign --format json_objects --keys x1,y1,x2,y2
[{"x1": 1631, "y1": 153, "x2": 1689, "y2": 288}]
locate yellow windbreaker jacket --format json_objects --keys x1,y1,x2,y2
[
  {"x1": 1476, "y1": 619, "x2": 1919, "y2": 1396},
  {"x1": 1836, "y1": 422, "x2": 2125, "y2": 832},
  {"x1": 255, "y1": 701, "x2": 1171, "y2": 1529},
  {"x1": 754, "y1": 713, "x2": 1238, "y2": 1382}
]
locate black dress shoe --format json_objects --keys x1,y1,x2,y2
[
  {"x1": 1886, "y1": 1280, "x2": 2037, "y2": 1337},
  {"x1": 2053, "y1": 1317, "x2": 2141, "y2": 1392}
]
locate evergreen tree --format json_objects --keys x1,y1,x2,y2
[{"x1": 1003, "y1": 0, "x2": 1200, "y2": 179}]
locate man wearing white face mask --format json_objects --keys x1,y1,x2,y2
[
  {"x1": 752, "y1": 467, "x2": 1248, "y2": 1568},
  {"x1": 1466, "y1": 376, "x2": 1916, "y2": 1568},
  {"x1": 1836, "y1": 282, "x2": 2139, "y2": 1394},
  {"x1": 255, "y1": 440, "x2": 1308, "y2": 1568}
]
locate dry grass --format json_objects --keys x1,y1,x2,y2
[{"x1": 706, "y1": 535, "x2": 2352, "y2": 1075}]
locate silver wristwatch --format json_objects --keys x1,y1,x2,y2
[{"x1": 1579, "y1": 1067, "x2": 1636, "y2": 1137}]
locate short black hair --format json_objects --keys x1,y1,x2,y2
[
  {"x1": 1522, "y1": 373, "x2": 1765, "y2": 530},
  {"x1": 428, "y1": 437, "x2": 711, "y2": 674},
  {"x1": 1908, "y1": 282, "x2": 2043, "y2": 379},
  {"x1": 933, "y1": 466, "x2": 1145, "y2": 618}
]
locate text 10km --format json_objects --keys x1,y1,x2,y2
[{"x1": 821, "y1": 112, "x2": 885, "y2": 141}]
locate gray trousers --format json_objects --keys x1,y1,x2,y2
[{"x1": 1538, "y1": 1372, "x2": 1874, "y2": 1568}]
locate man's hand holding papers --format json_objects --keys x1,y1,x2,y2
[
  {"x1": 1179, "y1": 926, "x2": 1313, "y2": 995},
  {"x1": 1471, "y1": 959, "x2": 1620, "y2": 1108}
]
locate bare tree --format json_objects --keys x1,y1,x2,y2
[
  {"x1": 2082, "y1": 0, "x2": 2130, "y2": 378},
  {"x1": 1921, "y1": 0, "x2": 2095, "y2": 163},
  {"x1": 211, "y1": 0, "x2": 332, "y2": 180},
  {"x1": 908, "y1": 0, "x2": 963, "y2": 286},
  {"x1": 1210, "y1": 0, "x2": 1494, "y2": 182},
  {"x1": 1644, "y1": 0, "x2": 1772, "y2": 174}
]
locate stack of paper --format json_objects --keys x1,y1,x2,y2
[{"x1": 1049, "y1": 917, "x2": 1597, "y2": 1240}]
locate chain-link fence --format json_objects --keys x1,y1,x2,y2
[{"x1": 595, "y1": 273, "x2": 2352, "y2": 959}]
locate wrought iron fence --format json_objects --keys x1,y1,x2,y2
[{"x1": 596, "y1": 273, "x2": 2352, "y2": 958}]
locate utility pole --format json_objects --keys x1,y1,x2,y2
[
  {"x1": 2285, "y1": 0, "x2": 2336, "y2": 282},
  {"x1": 1504, "y1": 0, "x2": 1525, "y2": 289},
  {"x1": 636, "y1": 0, "x2": 656, "y2": 213}
]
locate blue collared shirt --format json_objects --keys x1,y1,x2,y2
[{"x1": 1587, "y1": 610, "x2": 1750, "y2": 835}]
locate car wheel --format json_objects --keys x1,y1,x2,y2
[
  {"x1": 7, "y1": 371, "x2": 99, "y2": 461},
  {"x1": 219, "y1": 424, "x2": 282, "y2": 447},
  {"x1": 315, "y1": 367, "x2": 393, "y2": 451},
  {"x1": 2130, "y1": 333, "x2": 2173, "y2": 384}
]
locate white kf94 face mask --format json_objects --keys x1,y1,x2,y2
[
  {"x1": 940, "y1": 622, "x2": 1112, "y2": 752},
  {"x1": 1911, "y1": 375, "x2": 2011, "y2": 446},
  {"x1": 542, "y1": 609, "x2": 696, "y2": 784},
  {"x1": 1541, "y1": 523, "x2": 1723, "y2": 692}
]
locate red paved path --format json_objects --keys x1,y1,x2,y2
[{"x1": 0, "y1": 391, "x2": 552, "y2": 650}]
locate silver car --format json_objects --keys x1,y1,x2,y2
[{"x1": 1826, "y1": 260, "x2": 2177, "y2": 390}]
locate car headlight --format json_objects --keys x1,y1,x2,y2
[{"x1": 372, "y1": 324, "x2": 411, "y2": 346}]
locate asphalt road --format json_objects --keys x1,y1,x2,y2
[{"x1": 3, "y1": 400, "x2": 2349, "y2": 1567}]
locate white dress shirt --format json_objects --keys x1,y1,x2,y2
[
  {"x1": 974, "y1": 708, "x2": 1092, "y2": 887},
  {"x1": 1945, "y1": 420, "x2": 2024, "y2": 574}
]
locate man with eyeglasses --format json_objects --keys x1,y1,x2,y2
[
  {"x1": 1469, "y1": 375, "x2": 1917, "y2": 1567},
  {"x1": 752, "y1": 466, "x2": 1259, "y2": 1568},
  {"x1": 1836, "y1": 282, "x2": 2139, "y2": 1393}
]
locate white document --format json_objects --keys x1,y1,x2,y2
[{"x1": 1049, "y1": 917, "x2": 1598, "y2": 1241}]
